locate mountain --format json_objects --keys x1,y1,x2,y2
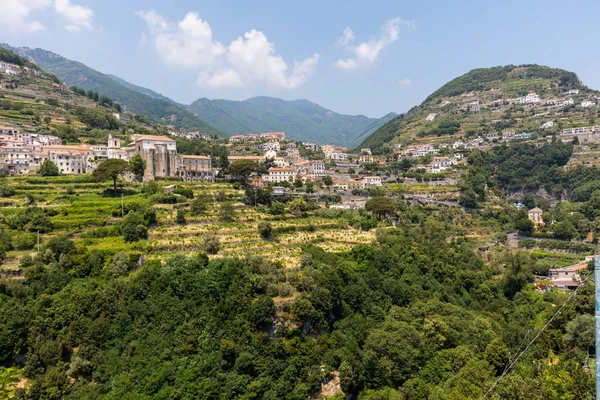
[
  {"x1": 1, "y1": 44, "x2": 221, "y2": 136},
  {"x1": 361, "y1": 64, "x2": 592, "y2": 152},
  {"x1": 2, "y1": 43, "x2": 395, "y2": 146},
  {"x1": 0, "y1": 47, "x2": 135, "y2": 144},
  {"x1": 187, "y1": 96, "x2": 396, "y2": 147},
  {"x1": 106, "y1": 74, "x2": 179, "y2": 105}
]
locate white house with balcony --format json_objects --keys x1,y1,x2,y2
[{"x1": 520, "y1": 93, "x2": 540, "y2": 104}]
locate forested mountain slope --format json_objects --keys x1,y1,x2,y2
[
  {"x1": 1, "y1": 44, "x2": 221, "y2": 135},
  {"x1": 188, "y1": 96, "x2": 396, "y2": 147}
]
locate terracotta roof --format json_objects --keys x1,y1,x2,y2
[
  {"x1": 228, "y1": 156, "x2": 263, "y2": 160},
  {"x1": 269, "y1": 167, "x2": 295, "y2": 172},
  {"x1": 528, "y1": 207, "x2": 543, "y2": 213},
  {"x1": 132, "y1": 135, "x2": 175, "y2": 142},
  {"x1": 550, "y1": 262, "x2": 589, "y2": 272},
  {"x1": 182, "y1": 155, "x2": 210, "y2": 159}
]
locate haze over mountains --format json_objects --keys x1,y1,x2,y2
[
  {"x1": 187, "y1": 97, "x2": 396, "y2": 147},
  {"x1": 1, "y1": 44, "x2": 396, "y2": 147}
]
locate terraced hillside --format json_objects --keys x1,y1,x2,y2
[
  {"x1": 361, "y1": 64, "x2": 598, "y2": 152},
  {"x1": 0, "y1": 48, "x2": 131, "y2": 144},
  {"x1": 1, "y1": 44, "x2": 222, "y2": 135}
]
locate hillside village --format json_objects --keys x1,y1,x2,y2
[{"x1": 1, "y1": 44, "x2": 600, "y2": 399}]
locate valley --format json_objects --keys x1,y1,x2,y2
[{"x1": 0, "y1": 47, "x2": 598, "y2": 399}]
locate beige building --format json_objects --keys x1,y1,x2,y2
[
  {"x1": 127, "y1": 134, "x2": 178, "y2": 180},
  {"x1": 527, "y1": 207, "x2": 544, "y2": 225},
  {"x1": 0, "y1": 146, "x2": 32, "y2": 174},
  {"x1": 178, "y1": 155, "x2": 213, "y2": 182},
  {"x1": 264, "y1": 167, "x2": 296, "y2": 183}
]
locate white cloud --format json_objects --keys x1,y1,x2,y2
[
  {"x1": 0, "y1": 0, "x2": 52, "y2": 33},
  {"x1": 26, "y1": 20, "x2": 48, "y2": 32},
  {"x1": 202, "y1": 68, "x2": 244, "y2": 88},
  {"x1": 138, "y1": 10, "x2": 319, "y2": 89},
  {"x1": 338, "y1": 27, "x2": 354, "y2": 46},
  {"x1": 0, "y1": 0, "x2": 94, "y2": 33},
  {"x1": 334, "y1": 17, "x2": 413, "y2": 70},
  {"x1": 137, "y1": 10, "x2": 224, "y2": 68},
  {"x1": 399, "y1": 78, "x2": 412, "y2": 85},
  {"x1": 54, "y1": 0, "x2": 94, "y2": 31}
]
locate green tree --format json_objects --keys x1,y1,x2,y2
[
  {"x1": 305, "y1": 181, "x2": 314, "y2": 193},
  {"x1": 269, "y1": 202, "x2": 285, "y2": 215},
  {"x1": 128, "y1": 154, "x2": 146, "y2": 182},
  {"x1": 0, "y1": 242, "x2": 5, "y2": 265},
  {"x1": 121, "y1": 211, "x2": 148, "y2": 242},
  {"x1": 515, "y1": 210, "x2": 534, "y2": 234},
  {"x1": 229, "y1": 159, "x2": 258, "y2": 185},
  {"x1": 93, "y1": 159, "x2": 129, "y2": 195},
  {"x1": 322, "y1": 175, "x2": 333, "y2": 188},
  {"x1": 365, "y1": 196, "x2": 396, "y2": 220},
  {"x1": 176, "y1": 209, "x2": 186, "y2": 224},
  {"x1": 191, "y1": 194, "x2": 211, "y2": 215},
  {"x1": 219, "y1": 202, "x2": 235, "y2": 222},
  {"x1": 553, "y1": 220, "x2": 575, "y2": 240},
  {"x1": 39, "y1": 160, "x2": 59, "y2": 176},
  {"x1": 203, "y1": 234, "x2": 221, "y2": 254},
  {"x1": 564, "y1": 314, "x2": 595, "y2": 351},
  {"x1": 258, "y1": 222, "x2": 272, "y2": 240}
]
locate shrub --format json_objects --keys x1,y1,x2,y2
[
  {"x1": 39, "y1": 160, "x2": 59, "y2": 176},
  {"x1": 203, "y1": 234, "x2": 221, "y2": 255},
  {"x1": 19, "y1": 254, "x2": 34, "y2": 268},
  {"x1": 176, "y1": 209, "x2": 186, "y2": 224},
  {"x1": 258, "y1": 222, "x2": 272, "y2": 240},
  {"x1": 0, "y1": 186, "x2": 15, "y2": 197},
  {"x1": 12, "y1": 233, "x2": 36, "y2": 250},
  {"x1": 219, "y1": 202, "x2": 235, "y2": 222},
  {"x1": 141, "y1": 181, "x2": 161, "y2": 195},
  {"x1": 269, "y1": 202, "x2": 285, "y2": 215},
  {"x1": 173, "y1": 187, "x2": 194, "y2": 199},
  {"x1": 121, "y1": 212, "x2": 149, "y2": 242}
]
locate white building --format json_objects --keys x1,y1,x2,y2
[
  {"x1": 520, "y1": 93, "x2": 540, "y2": 104},
  {"x1": 295, "y1": 160, "x2": 325, "y2": 179},
  {"x1": 541, "y1": 121, "x2": 555, "y2": 129},
  {"x1": 565, "y1": 89, "x2": 580, "y2": 96},
  {"x1": 425, "y1": 113, "x2": 437, "y2": 122},
  {"x1": 582, "y1": 101, "x2": 596, "y2": 108},
  {"x1": 363, "y1": 176, "x2": 382, "y2": 187},
  {"x1": 264, "y1": 167, "x2": 296, "y2": 183}
]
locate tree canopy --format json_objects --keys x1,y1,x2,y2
[
  {"x1": 39, "y1": 160, "x2": 59, "y2": 177},
  {"x1": 92, "y1": 159, "x2": 129, "y2": 195}
]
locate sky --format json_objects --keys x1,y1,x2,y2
[{"x1": 2, "y1": 0, "x2": 600, "y2": 117}]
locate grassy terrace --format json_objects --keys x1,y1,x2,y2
[{"x1": 0, "y1": 175, "x2": 377, "y2": 270}]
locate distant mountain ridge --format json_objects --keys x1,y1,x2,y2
[
  {"x1": 360, "y1": 64, "x2": 593, "y2": 151},
  {"x1": 1, "y1": 43, "x2": 396, "y2": 147},
  {"x1": 187, "y1": 96, "x2": 396, "y2": 147},
  {"x1": 0, "y1": 43, "x2": 221, "y2": 136}
]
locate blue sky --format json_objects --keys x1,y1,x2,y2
[{"x1": 2, "y1": 0, "x2": 600, "y2": 117}]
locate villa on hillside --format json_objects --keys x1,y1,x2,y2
[{"x1": 527, "y1": 207, "x2": 544, "y2": 225}]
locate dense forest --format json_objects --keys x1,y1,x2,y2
[{"x1": 0, "y1": 204, "x2": 594, "y2": 399}]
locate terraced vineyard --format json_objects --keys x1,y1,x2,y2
[{"x1": 0, "y1": 176, "x2": 376, "y2": 272}]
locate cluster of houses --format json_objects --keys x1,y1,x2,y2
[
  {"x1": 0, "y1": 128, "x2": 213, "y2": 181},
  {"x1": 0, "y1": 126, "x2": 388, "y2": 191},
  {"x1": 0, "y1": 61, "x2": 41, "y2": 78},
  {"x1": 229, "y1": 132, "x2": 287, "y2": 143}
]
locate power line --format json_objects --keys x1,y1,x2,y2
[{"x1": 479, "y1": 274, "x2": 592, "y2": 400}]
